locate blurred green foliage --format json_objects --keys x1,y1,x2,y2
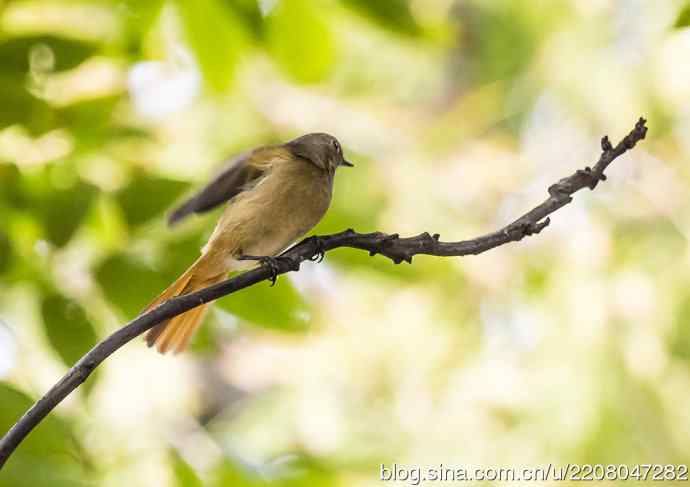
[
  {"x1": 670, "y1": 293, "x2": 690, "y2": 361},
  {"x1": 40, "y1": 293, "x2": 98, "y2": 366},
  {"x1": 176, "y1": 0, "x2": 247, "y2": 91},
  {"x1": 0, "y1": 36, "x2": 97, "y2": 132},
  {"x1": 95, "y1": 253, "x2": 170, "y2": 317},
  {"x1": 0, "y1": 36, "x2": 96, "y2": 73},
  {"x1": 342, "y1": 0, "x2": 420, "y2": 36},
  {"x1": 171, "y1": 451, "x2": 204, "y2": 487},
  {"x1": 675, "y1": 3, "x2": 690, "y2": 28},
  {"x1": 217, "y1": 277, "x2": 309, "y2": 331},
  {"x1": 0, "y1": 384, "x2": 87, "y2": 487},
  {"x1": 264, "y1": 0, "x2": 335, "y2": 83},
  {"x1": 114, "y1": 172, "x2": 189, "y2": 227},
  {"x1": 1, "y1": 0, "x2": 689, "y2": 486}
]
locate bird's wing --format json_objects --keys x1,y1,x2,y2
[{"x1": 167, "y1": 147, "x2": 279, "y2": 226}]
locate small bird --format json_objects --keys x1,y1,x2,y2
[{"x1": 143, "y1": 133, "x2": 353, "y2": 354}]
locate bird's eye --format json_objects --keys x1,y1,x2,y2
[{"x1": 333, "y1": 140, "x2": 341, "y2": 154}]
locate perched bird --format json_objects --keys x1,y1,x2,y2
[{"x1": 143, "y1": 133, "x2": 353, "y2": 354}]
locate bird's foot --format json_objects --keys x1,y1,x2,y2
[
  {"x1": 306, "y1": 236, "x2": 327, "y2": 263},
  {"x1": 237, "y1": 254, "x2": 297, "y2": 286}
]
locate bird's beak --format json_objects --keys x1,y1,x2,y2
[{"x1": 341, "y1": 159, "x2": 354, "y2": 167}]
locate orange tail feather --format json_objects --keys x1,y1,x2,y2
[{"x1": 143, "y1": 258, "x2": 223, "y2": 354}]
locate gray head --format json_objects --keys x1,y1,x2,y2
[{"x1": 285, "y1": 133, "x2": 354, "y2": 172}]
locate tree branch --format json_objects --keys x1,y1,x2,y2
[{"x1": 0, "y1": 117, "x2": 648, "y2": 470}]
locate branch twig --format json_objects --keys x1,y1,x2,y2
[{"x1": 0, "y1": 118, "x2": 648, "y2": 469}]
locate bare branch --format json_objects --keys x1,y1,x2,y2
[{"x1": 0, "y1": 117, "x2": 648, "y2": 470}]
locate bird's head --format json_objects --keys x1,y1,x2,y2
[{"x1": 286, "y1": 133, "x2": 354, "y2": 173}]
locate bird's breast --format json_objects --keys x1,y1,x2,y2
[
  {"x1": 210, "y1": 165, "x2": 332, "y2": 258},
  {"x1": 266, "y1": 168, "x2": 332, "y2": 242}
]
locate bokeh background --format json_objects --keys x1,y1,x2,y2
[{"x1": 2, "y1": 0, "x2": 690, "y2": 485}]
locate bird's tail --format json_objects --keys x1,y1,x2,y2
[{"x1": 142, "y1": 257, "x2": 224, "y2": 354}]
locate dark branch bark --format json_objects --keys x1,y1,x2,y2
[{"x1": 0, "y1": 118, "x2": 648, "y2": 470}]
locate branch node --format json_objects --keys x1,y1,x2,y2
[
  {"x1": 522, "y1": 223, "x2": 536, "y2": 236},
  {"x1": 576, "y1": 167, "x2": 603, "y2": 190},
  {"x1": 533, "y1": 218, "x2": 550, "y2": 234},
  {"x1": 420, "y1": 232, "x2": 437, "y2": 245},
  {"x1": 548, "y1": 181, "x2": 568, "y2": 198},
  {"x1": 601, "y1": 136, "x2": 613, "y2": 152},
  {"x1": 624, "y1": 118, "x2": 648, "y2": 149},
  {"x1": 508, "y1": 217, "x2": 550, "y2": 238}
]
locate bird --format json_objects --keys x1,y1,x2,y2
[{"x1": 142, "y1": 133, "x2": 353, "y2": 354}]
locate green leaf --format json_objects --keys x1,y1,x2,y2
[
  {"x1": 0, "y1": 73, "x2": 55, "y2": 133},
  {"x1": 117, "y1": 0, "x2": 166, "y2": 56},
  {"x1": 281, "y1": 455, "x2": 337, "y2": 487},
  {"x1": 210, "y1": 455, "x2": 336, "y2": 487},
  {"x1": 17, "y1": 165, "x2": 98, "y2": 247},
  {"x1": 449, "y1": 2, "x2": 540, "y2": 86},
  {"x1": 34, "y1": 180, "x2": 98, "y2": 248},
  {"x1": 0, "y1": 383, "x2": 88, "y2": 487},
  {"x1": 225, "y1": 0, "x2": 264, "y2": 38},
  {"x1": 0, "y1": 231, "x2": 12, "y2": 275},
  {"x1": 210, "y1": 459, "x2": 264, "y2": 487},
  {"x1": 160, "y1": 230, "x2": 207, "y2": 280},
  {"x1": 675, "y1": 3, "x2": 690, "y2": 28},
  {"x1": 175, "y1": 0, "x2": 247, "y2": 92},
  {"x1": 40, "y1": 294, "x2": 98, "y2": 366},
  {"x1": 95, "y1": 253, "x2": 169, "y2": 318},
  {"x1": 669, "y1": 292, "x2": 690, "y2": 360},
  {"x1": 55, "y1": 96, "x2": 148, "y2": 152},
  {"x1": 0, "y1": 164, "x2": 26, "y2": 208},
  {"x1": 0, "y1": 384, "x2": 51, "y2": 455},
  {"x1": 265, "y1": 0, "x2": 335, "y2": 83},
  {"x1": 342, "y1": 0, "x2": 420, "y2": 36},
  {"x1": 0, "y1": 35, "x2": 96, "y2": 73},
  {"x1": 56, "y1": 96, "x2": 121, "y2": 132},
  {"x1": 172, "y1": 450, "x2": 204, "y2": 487},
  {"x1": 217, "y1": 275, "x2": 310, "y2": 331},
  {"x1": 0, "y1": 36, "x2": 98, "y2": 132},
  {"x1": 114, "y1": 172, "x2": 189, "y2": 227}
]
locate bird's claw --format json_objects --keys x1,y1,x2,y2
[
  {"x1": 308, "y1": 236, "x2": 326, "y2": 263},
  {"x1": 238, "y1": 255, "x2": 295, "y2": 286}
]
